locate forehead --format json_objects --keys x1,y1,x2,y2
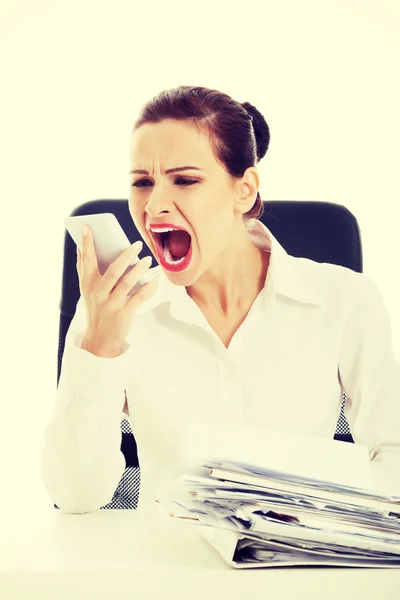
[{"x1": 130, "y1": 120, "x2": 213, "y2": 165}]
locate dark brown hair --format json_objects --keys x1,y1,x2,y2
[{"x1": 132, "y1": 85, "x2": 270, "y2": 222}]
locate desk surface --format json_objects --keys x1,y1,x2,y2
[{"x1": 1, "y1": 505, "x2": 399, "y2": 600}]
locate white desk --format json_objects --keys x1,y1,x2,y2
[{"x1": 1, "y1": 506, "x2": 399, "y2": 600}]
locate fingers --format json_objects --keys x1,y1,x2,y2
[
  {"x1": 125, "y1": 278, "x2": 159, "y2": 312},
  {"x1": 76, "y1": 245, "x2": 81, "y2": 280},
  {"x1": 98, "y1": 240, "x2": 144, "y2": 299},
  {"x1": 80, "y1": 225, "x2": 99, "y2": 285},
  {"x1": 103, "y1": 254, "x2": 153, "y2": 306}
]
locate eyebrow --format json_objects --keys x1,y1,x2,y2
[{"x1": 129, "y1": 166, "x2": 204, "y2": 175}]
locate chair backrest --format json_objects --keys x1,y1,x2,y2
[{"x1": 55, "y1": 200, "x2": 361, "y2": 509}]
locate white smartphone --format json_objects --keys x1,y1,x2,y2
[{"x1": 64, "y1": 212, "x2": 149, "y2": 297}]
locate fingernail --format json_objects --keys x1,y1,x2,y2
[
  {"x1": 82, "y1": 224, "x2": 88, "y2": 236},
  {"x1": 134, "y1": 240, "x2": 143, "y2": 250}
]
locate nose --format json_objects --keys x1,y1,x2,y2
[{"x1": 144, "y1": 189, "x2": 173, "y2": 217}]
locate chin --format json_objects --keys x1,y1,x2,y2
[{"x1": 164, "y1": 270, "x2": 198, "y2": 287}]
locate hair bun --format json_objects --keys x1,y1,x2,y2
[{"x1": 242, "y1": 102, "x2": 270, "y2": 160}]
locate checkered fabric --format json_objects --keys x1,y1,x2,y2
[
  {"x1": 100, "y1": 418, "x2": 141, "y2": 509},
  {"x1": 336, "y1": 391, "x2": 351, "y2": 436},
  {"x1": 100, "y1": 466, "x2": 141, "y2": 509}
]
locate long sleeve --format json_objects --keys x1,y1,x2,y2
[
  {"x1": 338, "y1": 271, "x2": 400, "y2": 496},
  {"x1": 40, "y1": 295, "x2": 135, "y2": 513}
]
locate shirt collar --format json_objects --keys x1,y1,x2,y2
[
  {"x1": 136, "y1": 218, "x2": 322, "y2": 316},
  {"x1": 245, "y1": 218, "x2": 323, "y2": 307}
]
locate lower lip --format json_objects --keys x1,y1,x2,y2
[{"x1": 155, "y1": 239, "x2": 193, "y2": 272}]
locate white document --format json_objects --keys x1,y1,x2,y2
[
  {"x1": 200, "y1": 526, "x2": 400, "y2": 569},
  {"x1": 158, "y1": 493, "x2": 400, "y2": 555},
  {"x1": 183, "y1": 422, "x2": 373, "y2": 490},
  {"x1": 206, "y1": 467, "x2": 399, "y2": 513},
  {"x1": 157, "y1": 423, "x2": 400, "y2": 568}
]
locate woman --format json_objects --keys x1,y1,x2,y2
[{"x1": 41, "y1": 85, "x2": 400, "y2": 514}]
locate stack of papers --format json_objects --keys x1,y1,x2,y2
[{"x1": 156, "y1": 424, "x2": 400, "y2": 568}]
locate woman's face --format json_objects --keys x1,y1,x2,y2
[{"x1": 128, "y1": 119, "x2": 255, "y2": 287}]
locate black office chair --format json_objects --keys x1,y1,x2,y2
[{"x1": 55, "y1": 199, "x2": 362, "y2": 510}]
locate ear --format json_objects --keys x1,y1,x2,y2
[{"x1": 235, "y1": 167, "x2": 260, "y2": 215}]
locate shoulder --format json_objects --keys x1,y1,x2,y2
[{"x1": 289, "y1": 254, "x2": 376, "y2": 310}]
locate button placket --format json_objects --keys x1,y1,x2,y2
[{"x1": 215, "y1": 341, "x2": 243, "y2": 426}]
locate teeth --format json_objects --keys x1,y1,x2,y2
[{"x1": 150, "y1": 227, "x2": 177, "y2": 233}]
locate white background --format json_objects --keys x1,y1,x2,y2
[{"x1": 0, "y1": 0, "x2": 399, "y2": 512}]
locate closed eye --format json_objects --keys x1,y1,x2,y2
[{"x1": 131, "y1": 178, "x2": 198, "y2": 188}]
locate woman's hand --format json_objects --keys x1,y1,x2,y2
[{"x1": 76, "y1": 225, "x2": 158, "y2": 357}]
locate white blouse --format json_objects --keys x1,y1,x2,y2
[{"x1": 40, "y1": 218, "x2": 400, "y2": 513}]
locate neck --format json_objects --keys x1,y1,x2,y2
[{"x1": 186, "y1": 233, "x2": 270, "y2": 317}]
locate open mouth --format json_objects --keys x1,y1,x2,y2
[{"x1": 151, "y1": 230, "x2": 192, "y2": 267}]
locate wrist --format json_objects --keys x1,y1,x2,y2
[{"x1": 81, "y1": 334, "x2": 125, "y2": 358}]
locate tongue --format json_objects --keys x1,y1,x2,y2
[{"x1": 168, "y1": 230, "x2": 191, "y2": 259}]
